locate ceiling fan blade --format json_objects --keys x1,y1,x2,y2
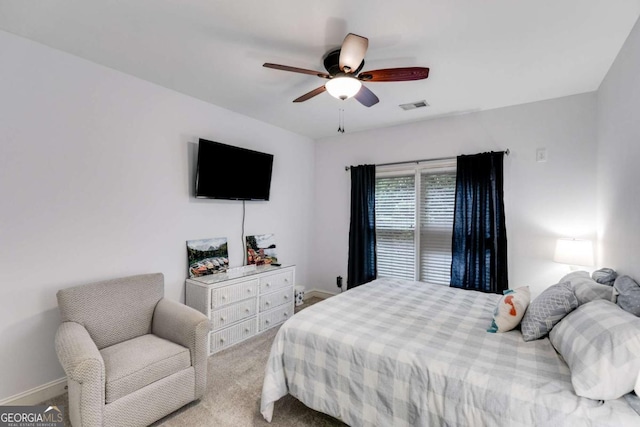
[
  {"x1": 358, "y1": 67, "x2": 430, "y2": 82},
  {"x1": 354, "y1": 84, "x2": 379, "y2": 107},
  {"x1": 293, "y1": 85, "x2": 327, "y2": 103},
  {"x1": 339, "y1": 33, "x2": 368, "y2": 73},
  {"x1": 263, "y1": 63, "x2": 330, "y2": 79}
]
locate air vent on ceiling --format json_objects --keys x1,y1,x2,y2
[{"x1": 399, "y1": 100, "x2": 429, "y2": 111}]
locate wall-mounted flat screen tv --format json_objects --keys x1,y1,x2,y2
[{"x1": 195, "y1": 139, "x2": 274, "y2": 201}]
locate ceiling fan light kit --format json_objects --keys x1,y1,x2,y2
[
  {"x1": 263, "y1": 33, "x2": 430, "y2": 108},
  {"x1": 325, "y1": 76, "x2": 362, "y2": 100}
]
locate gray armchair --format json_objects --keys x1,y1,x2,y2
[{"x1": 55, "y1": 273, "x2": 209, "y2": 427}]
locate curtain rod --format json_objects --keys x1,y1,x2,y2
[{"x1": 344, "y1": 149, "x2": 510, "y2": 171}]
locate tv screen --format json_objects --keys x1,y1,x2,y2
[{"x1": 195, "y1": 139, "x2": 274, "y2": 201}]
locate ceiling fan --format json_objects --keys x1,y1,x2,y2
[{"x1": 263, "y1": 33, "x2": 430, "y2": 107}]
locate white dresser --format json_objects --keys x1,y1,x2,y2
[{"x1": 185, "y1": 265, "x2": 295, "y2": 354}]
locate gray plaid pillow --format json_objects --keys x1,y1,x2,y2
[
  {"x1": 520, "y1": 281, "x2": 578, "y2": 342},
  {"x1": 614, "y1": 275, "x2": 640, "y2": 316},
  {"x1": 549, "y1": 299, "x2": 640, "y2": 400}
]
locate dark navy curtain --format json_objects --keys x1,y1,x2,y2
[
  {"x1": 347, "y1": 164, "x2": 377, "y2": 289},
  {"x1": 450, "y1": 152, "x2": 508, "y2": 293}
]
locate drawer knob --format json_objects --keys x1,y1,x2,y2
[
  {"x1": 265, "y1": 301, "x2": 270, "y2": 306},
  {"x1": 283, "y1": 312, "x2": 288, "y2": 317},
  {"x1": 220, "y1": 338, "x2": 225, "y2": 343},
  {"x1": 245, "y1": 328, "x2": 250, "y2": 333},
  {"x1": 284, "y1": 295, "x2": 288, "y2": 299},
  {"x1": 221, "y1": 296, "x2": 226, "y2": 300},
  {"x1": 284, "y1": 278, "x2": 289, "y2": 282},
  {"x1": 266, "y1": 283, "x2": 271, "y2": 287},
  {"x1": 247, "y1": 289, "x2": 251, "y2": 293},
  {"x1": 245, "y1": 308, "x2": 250, "y2": 313},
  {"x1": 220, "y1": 317, "x2": 225, "y2": 322},
  {"x1": 265, "y1": 320, "x2": 270, "y2": 324}
]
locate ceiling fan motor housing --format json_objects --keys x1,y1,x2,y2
[{"x1": 323, "y1": 49, "x2": 364, "y2": 76}]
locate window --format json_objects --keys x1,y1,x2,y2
[{"x1": 375, "y1": 161, "x2": 456, "y2": 285}]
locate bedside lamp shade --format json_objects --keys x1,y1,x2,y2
[{"x1": 554, "y1": 238, "x2": 594, "y2": 267}]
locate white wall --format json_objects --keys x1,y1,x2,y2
[
  {"x1": 0, "y1": 30, "x2": 315, "y2": 400},
  {"x1": 311, "y1": 93, "x2": 598, "y2": 297},
  {"x1": 5, "y1": 16, "x2": 634, "y2": 400},
  {"x1": 596, "y1": 17, "x2": 640, "y2": 278}
]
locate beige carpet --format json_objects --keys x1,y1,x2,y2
[{"x1": 41, "y1": 300, "x2": 346, "y2": 426}]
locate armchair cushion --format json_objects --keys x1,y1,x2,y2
[{"x1": 101, "y1": 334, "x2": 191, "y2": 404}]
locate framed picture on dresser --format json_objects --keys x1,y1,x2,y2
[
  {"x1": 246, "y1": 233, "x2": 278, "y2": 265},
  {"x1": 186, "y1": 237, "x2": 229, "y2": 278}
]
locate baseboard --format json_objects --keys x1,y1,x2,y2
[
  {"x1": 0, "y1": 377, "x2": 67, "y2": 406},
  {"x1": 305, "y1": 289, "x2": 339, "y2": 300}
]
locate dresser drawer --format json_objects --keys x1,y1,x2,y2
[
  {"x1": 259, "y1": 271, "x2": 293, "y2": 294},
  {"x1": 211, "y1": 279, "x2": 258, "y2": 309},
  {"x1": 210, "y1": 298, "x2": 257, "y2": 331},
  {"x1": 209, "y1": 317, "x2": 257, "y2": 353},
  {"x1": 258, "y1": 303, "x2": 294, "y2": 332},
  {"x1": 259, "y1": 287, "x2": 293, "y2": 312}
]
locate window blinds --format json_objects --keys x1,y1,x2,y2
[
  {"x1": 374, "y1": 175, "x2": 415, "y2": 280},
  {"x1": 374, "y1": 168, "x2": 456, "y2": 284},
  {"x1": 419, "y1": 172, "x2": 456, "y2": 285}
]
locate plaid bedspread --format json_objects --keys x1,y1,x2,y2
[{"x1": 260, "y1": 277, "x2": 639, "y2": 426}]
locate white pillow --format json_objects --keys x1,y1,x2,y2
[
  {"x1": 549, "y1": 299, "x2": 640, "y2": 400},
  {"x1": 486, "y1": 286, "x2": 530, "y2": 333}
]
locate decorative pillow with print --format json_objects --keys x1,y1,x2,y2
[
  {"x1": 520, "y1": 281, "x2": 578, "y2": 342},
  {"x1": 487, "y1": 286, "x2": 531, "y2": 333}
]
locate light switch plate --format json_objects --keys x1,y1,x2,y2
[{"x1": 536, "y1": 148, "x2": 548, "y2": 162}]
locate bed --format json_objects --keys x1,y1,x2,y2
[{"x1": 260, "y1": 277, "x2": 640, "y2": 426}]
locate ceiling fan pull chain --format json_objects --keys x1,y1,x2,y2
[
  {"x1": 338, "y1": 108, "x2": 345, "y2": 133},
  {"x1": 342, "y1": 109, "x2": 345, "y2": 133}
]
